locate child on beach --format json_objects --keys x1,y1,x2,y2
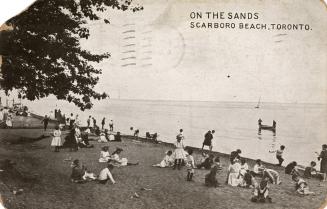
[
  {"x1": 251, "y1": 178, "x2": 272, "y2": 203},
  {"x1": 292, "y1": 173, "x2": 315, "y2": 195},
  {"x1": 70, "y1": 160, "x2": 96, "y2": 183},
  {"x1": 304, "y1": 161, "x2": 324, "y2": 180},
  {"x1": 275, "y1": 145, "x2": 285, "y2": 166},
  {"x1": 285, "y1": 161, "x2": 297, "y2": 175},
  {"x1": 197, "y1": 154, "x2": 214, "y2": 169},
  {"x1": 263, "y1": 168, "x2": 281, "y2": 185},
  {"x1": 109, "y1": 148, "x2": 139, "y2": 166},
  {"x1": 251, "y1": 159, "x2": 265, "y2": 177},
  {"x1": 173, "y1": 136, "x2": 185, "y2": 170},
  {"x1": 51, "y1": 126, "x2": 62, "y2": 152},
  {"x1": 230, "y1": 149, "x2": 242, "y2": 163},
  {"x1": 152, "y1": 150, "x2": 174, "y2": 168},
  {"x1": 227, "y1": 159, "x2": 241, "y2": 186},
  {"x1": 99, "y1": 146, "x2": 110, "y2": 163},
  {"x1": 98, "y1": 164, "x2": 116, "y2": 184},
  {"x1": 205, "y1": 157, "x2": 222, "y2": 187},
  {"x1": 98, "y1": 131, "x2": 107, "y2": 142},
  {"x1": 186, "y1": 149, "x2": 196, "y2": 181}
]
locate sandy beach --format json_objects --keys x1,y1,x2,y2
[{"x1": 0, "y1": 124, "x2": 326, "y2": 209}]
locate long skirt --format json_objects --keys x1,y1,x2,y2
[{"x1": 51, "y1": 136, "x2": 62, "y2": 146}]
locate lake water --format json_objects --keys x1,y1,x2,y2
[{"x1": 25, "y1": 99, "x2": 326, "y2": 166}]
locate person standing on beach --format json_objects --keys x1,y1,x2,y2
[
  {"x1": 101, "y1": 117, "x2": 106, "y2": 130},
  {"x1": 92, "y1": 117, "x2": 97, "y2": 129},
  {"x1": 173, "y1": 134, "x2": 185, "y2": 170},
  {"x1": 317, "y1": 144, "x2": 327, "y2": 181},
  {"x1": 202, "y1": 130, "x2": 215, "y2": 152},
  {"x1": 42, "y1": 115, "x2": 49, "y2": 131},
  {"x1": 186, "y1": 149, "x2": 195, "y2": 181},
  {"x1": 87, "y1": 116, "x2": 91, "y2": 127},
  {"x1": 69, "y1": 113, "x2": 75, "y2": 129},
  {"x1": 275, "y1": 145, "x2": 285, "y2": 166},
  {"x1": 51, "y1": 125, "x2": 62, "y2": 152},
  {"x1": 109, "y1": 120, "x2": 114, "y2": 131}
]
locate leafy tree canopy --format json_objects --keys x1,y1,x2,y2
[{"x1": 0, "y1": 0, "x2": 142, "y2": 110}]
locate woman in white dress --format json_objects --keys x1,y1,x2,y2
[
  {"x1": 173, "y1": 136, "x2": 185, "y2": 170},
  {"x1": 5, "y1": 114, "x2": 13, "y2": 128},
  {"x1": 51, "y1": 126, "x2": 62, "y2": 152},
  {"x1": 227, "y1": 160, "x2": 241, "y2": 186},
  {"x1": 99, "y1": 146, "x2": 110, "y2": 163}
]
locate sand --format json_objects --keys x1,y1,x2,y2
[{"x1": 0, "y1": 128, "x2": 326, "y2": 209}]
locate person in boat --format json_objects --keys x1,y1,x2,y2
[
  {"x1": 317, "y1": 144, "x2": 327, "y2": 181},
  {"x1": 258, "y1": 118, "x2": 262, "y2": 126},
  {"x1": 272, "y1": 120, "x2": 276, "y2": 128}
]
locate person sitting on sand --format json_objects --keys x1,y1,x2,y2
[
  {"x1": 173, "y1": 136, "x2": 185, "y2": 170},
  {"x1": 70, "y1": 160, "x2": 96, "y2": 183},
  {"x1": 109, "y1": 148, "x2": 139, "y2": 166},
  {"x1": 230, "y1": 149, "x2": 242, "y2": 163},
  {"x1": 197, "y1": 154, "x2": 214, "y2": 169},
  {"x1": 262, "y1": 168, "x2": 281, "y2": 185},
  {"x1": 205, "y1": 157, "x2": 222, "y2": 187},
  {"x1": 239, "y1": 168, "x2": 255, "y2": 188},
  {"x1": 304, "y1": 161, "x2": 324, "y2": 180},
  {"x1": 152, "y1": 150, "x2": 174, "y2": 168},
  {"x1": 285, "y1": 161, "x2": 297, "y2": 175},
  {"x1": 227, "y1": 159, "x2": 241, "y2": 186},
  {"x1": 99, "y1": 146, "x2": 111, "y2": 163},
  {"x1": 78, "y1": 131, "x2": 94, "y2": 148},
  {"x1": 51, "y1": 125, "x2": 62, "y2": 152},
  {"x1": 251, "y1": 159, "x2": 265, "y2": 177},
  {"x1": 5, "y1": 114, "x2": 13, "y2": 128},
  {"x1": 186, "y1": 149, "x2": 196, "y2": 181},
  {"x1": 98, "y1": 164, "x2": 116, "y2": 184},
  {"x1": 251, "y1": 177, "x2": 272, "y2": 203},
  {"x1": 98, "y1": 131, "x2": 107, "y2": 143},
  {"x1": 292, "y1": 173, "x2": 314, "y2": 195}
]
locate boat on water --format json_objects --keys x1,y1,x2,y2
[
  {"x1": 254, "y1": 96, "x2": 261, "y2": 108},
  {"x1": 258, "y1": 119, "x2": 276, "y2": 135}
]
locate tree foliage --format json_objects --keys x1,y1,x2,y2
[{"x1": 0, "y1": 0, "x2": 142, "y2": 110}]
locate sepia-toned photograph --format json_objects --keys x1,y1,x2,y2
[{"x1": 0, "y1": 0, "x2": 326, "y2": 208}]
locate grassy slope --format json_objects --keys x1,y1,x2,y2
[{"x1": 0, "y1": 129, "x2": 326, "y2": 209}]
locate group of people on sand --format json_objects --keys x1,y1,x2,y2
[
  {"x1": 149, "y1": 129, "x2": 327, "y2": 204},
  {"x1": 46, "y1": 112, "x2": 327, "y2": 204}
]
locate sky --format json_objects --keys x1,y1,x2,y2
[
  {"x1": 79, "y1": 0, "x2": 327, "y2": 103},
  {"x1": 1, "y1": 0, "x2": 327, "y2": 104}
]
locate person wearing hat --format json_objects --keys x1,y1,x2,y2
[{"x1": 70, "y1": 159, "x2": 86, "y2": 183}]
